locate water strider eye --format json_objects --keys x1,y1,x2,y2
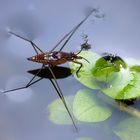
[
  {"x1": 27, "y1": 57, "x2": 35, "y2": 61},
  {"x1": 32, "y1": 56, "x2": 36, "y2": 60},
  {"x1": 44, "y1": 56, "x2": 48, "y2": 60}
]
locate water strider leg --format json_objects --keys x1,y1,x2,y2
[
  {"x1": 47, "y1": 65, "x2": 78, "y2": 131},
  {"x1": 8, "y1": 31, "x2": 44, "y2": 54},
  {"x1": 49, "y1": 29, "x2": 74, "y2": 53},
  {"x1": 58, "y1": 8, "x2": 95, "y2": 52},
  {"x1": 26, "y1": 65, "x2": 45, "y2": 86},
  {"x1": 2, "y1": 65, "x2": 45, "y2": 93},
  {"x1": 76, "y1": 47, "x2": 83, "y2": 55},
  {"x1": 72, "y1": 61, "x2": 83, "y2": 77},
  {"x1": 49, "y1": 8, "x2": 95, "y2": 53},
  {"x1": 1, "y1": 77, "x2": 43, "y2": 93}
]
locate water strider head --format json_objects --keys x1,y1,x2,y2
[
  {"x1": 64, "y1": 52, "x2": 89, "y2": 63},
  {"x1": 67, "y1": 52, "x2": 82, "y2": 60},
  {"x1": 69, "y1": 52, "x2": 89, "y2": 63},
  {"x1": 27, "y1": 56, "x2": 36, "y2": 61},
  {"x1": 27, "y1": 53, "x2": 49, "y2": 63}
]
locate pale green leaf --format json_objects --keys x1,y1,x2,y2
[
  {"x1": 102, "y1": 70, "x2": 140, "y2": 99},
  {"x1": 48, "y1": 96, "x2": 75, "y2": 125},
  {"x1": 73, "y1": 89, "x2": 112, "y2": 122},
  {"x1": 69, "y1": 51, "x2": 101, "y2": 89}
]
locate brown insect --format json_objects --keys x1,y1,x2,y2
[{"x1": 2, "y1": 9, "x2": 95, "y2": 131}]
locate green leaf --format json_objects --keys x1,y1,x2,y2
[
  {"x1": 73, "y1": 89, "x2": 112, "y2": 122},
  {"x1": 102, "y1": 70, "x2": 140, "y2": 99},
  {"x1": 69, "y1": 51, "x2": 101, "y2": 89},
  {"x1": 92, "y1": 55, "x2": 127, "y2": 82},
  {"x1": 130, "y1": 65, "x2": 140, "y2": 72},
  {"x1": 114, "y1": 117, "x2": 140, "y2": 140},
  {"x1": 70, "y1": 51, "x2": 140, "y2": 100},
  {"x1": 48, "y1": 96, "x2": 75, "y2": 125}
]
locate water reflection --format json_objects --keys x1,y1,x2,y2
[{"x1": 3, "y1": 66, "x2": 71, "y2": 103}]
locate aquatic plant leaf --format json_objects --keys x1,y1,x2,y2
[
  {"x1": 48, "y1": 96, "x2": 74, "y2": 125},
  {"x1": 73, "y1": 89, "x2": 112, "y2": 122},
  {"x1": 76, "y1": 137, "x2": 94, "y2": 140},
  {"x1": 92, "y1": 56, "x2": 127, "y2": 82},
  {"x1": 70, "y1": 51, "x2": 140, "y2": 100},
  {"x1": 102, "y1": 70, "x2": 140, "y2": 99},
  {"x1": 114, "y1": 117, "x2": 140, "y2": 140},
  {"x1": 69, "y1": 51, "x2": 101, "y2": 89},
  {"x1": 130, "y1": 65, "x2": 140, "y2": 72}
]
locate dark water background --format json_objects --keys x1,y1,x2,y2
[{"x1": 0, "y1": 0, "x2": 140, "y2": 140}]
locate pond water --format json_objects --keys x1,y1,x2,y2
[{"x1": 0, "y1": 0, "x2": 140, "y2": 140}]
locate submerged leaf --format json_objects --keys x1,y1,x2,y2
[
  {"x1": 73, "y1": 89, "x2": 112, "y2": 122},
  {"x1": 69, "y1": 51, "x2": 101, "y2": 89},
  {"x1": 114, "y1": 117, "x2": 140, "y2": 140},
  {"x1": 48, "y1": 96, "x2": 74, "y2": 125}
]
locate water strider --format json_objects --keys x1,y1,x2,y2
[{"x1": 2, "y1": 8, "x2": 96, "y2": 131}]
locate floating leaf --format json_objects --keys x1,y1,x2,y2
[
  {"x1": 130, "y1": 65, "x2": 140, "y2": 72},
  {"x1": 70, "y1": 51, "x2": 140, "y2": 100},
  {"x1": 103, "y1": 55, "x2": 127, "y2": 69},
  {"x1": 92, "y1": 55, "x2": 127, "y2": 82},
  {"x1": 102, "y1": 70, "x2": 140, "y2": 100},
  {"x1": 73, "y1": 89, "x2": 112, "y2": 122},
  {"x1": 69, "y1": 51, "x2": 101, "y2": 89},
  {"x1": 114, "y1": 117, "x2": 140, "y2": 140},
  {"x1": 48, "y1": 96, "x2": 75, "y2": 125}
]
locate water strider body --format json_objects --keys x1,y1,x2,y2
[
  {"x1": 28, "y1": 51, "x2": 83, "y2": 65},
  {"x1": 2, "y1": 8, "x2": 97, "y2": 131},
  {"x1": 27, "y1": 51, "x2": 85, "y2": 76}
]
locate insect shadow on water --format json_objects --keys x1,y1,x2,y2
[
  {"x1": 2, "y1": 9, "x2": 96, "y2": 131},
  {"x1": 28, "y1": 66, "x2": 72, "y2": 79}
]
